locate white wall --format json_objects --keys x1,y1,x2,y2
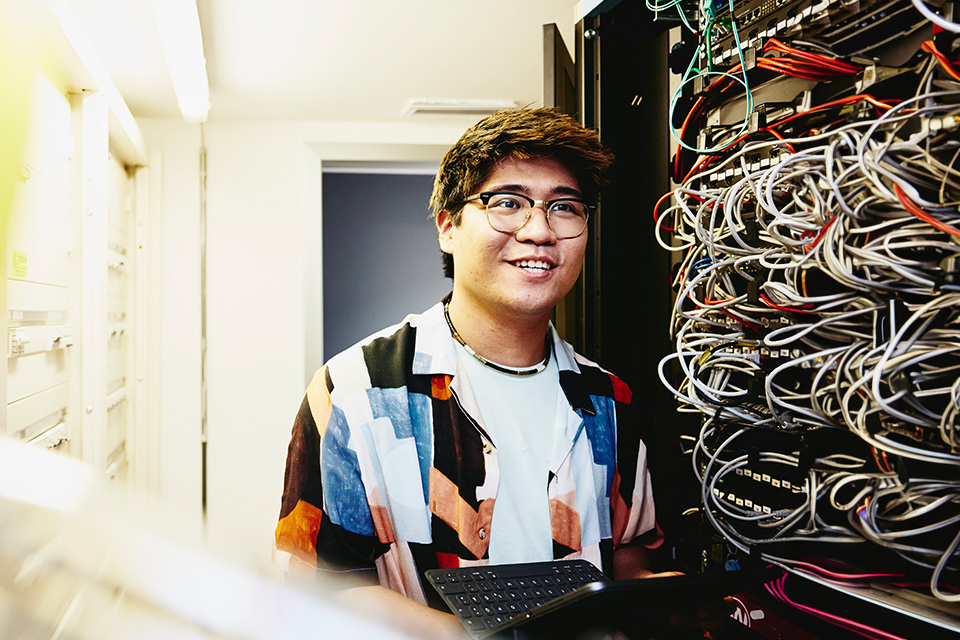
[
  {"x1": 139, "y1": 117, "x2": 468, "y2": 572},
  {"x1": 141, "y1": 119, "x2": 205, "y2": 545}
]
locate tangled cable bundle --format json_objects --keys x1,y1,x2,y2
[{"x1": 657, "y1": 44, "x2": 960, "y2": 600}]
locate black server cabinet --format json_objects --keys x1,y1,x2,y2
[
  {"x1": 575, "y1": 3, "x2": 700, "y2": 572},
  {"x1": 568, "y1": 0, "x2": 960, "y2": 637}
]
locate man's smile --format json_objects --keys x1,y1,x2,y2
[{"x1": 511, "y1": 258, "x2": 556, "y2": 272}]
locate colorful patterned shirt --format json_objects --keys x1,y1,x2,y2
[{"x1": 275, "y1": 300, "x2": 662, "y2": 608}]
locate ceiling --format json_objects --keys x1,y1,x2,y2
[{"x1": 66, "y1": 0, "x2": 582, "y2": 123}]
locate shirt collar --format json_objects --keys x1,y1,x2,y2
[
  {"x1": 411, "y1": 299, "x2": 458, "y2": 376},
  {"x1": 412, "y1": 296, "x2": 593, "y2": 414}
]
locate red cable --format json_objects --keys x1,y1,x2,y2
[
  {"x1": 653, "y1": 190, "x2": 676, "y2": 231},
  {"x1": 804, "y1": 216, "x2": 837, "y2": 251},
  {"x1": 893, "y1": 183, "x2": 960, "y2": 238},
  {"x1": 765, "y1": 38, "x2": 862, "y2": 73},
  {"x1": 922, "y1": 40, "x2": 960, "y2": 82},
  {"x1": 760, "y1": 292, "x2": 816, "y2": 313},
  {"x1": 768, "y1": 94, "x2": 896, "y2": 132}
]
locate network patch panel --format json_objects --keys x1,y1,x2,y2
[{"x1": 657, "y1": 0, "x2": 960, "y2": 632}]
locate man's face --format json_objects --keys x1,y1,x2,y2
[{"x1": 437, "y1": 156, "x2": 588, "y2": 323}]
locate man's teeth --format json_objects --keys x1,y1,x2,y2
[{"x1": 516, "y1": 260, "x2": 552, "y2": 271}]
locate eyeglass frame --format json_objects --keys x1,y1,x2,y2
[{"x1": 462, "y1": 191, "x2": 594, "y2": 239}]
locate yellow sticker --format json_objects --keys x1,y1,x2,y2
[{"x1": 12, "y1": 250, "x2": 26, "y2": 278}]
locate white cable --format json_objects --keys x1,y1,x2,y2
[{"x1": 910, "y1": 0, "x2": 960, "y2": 32}]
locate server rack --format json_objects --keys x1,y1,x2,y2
[{"x1": 575, "y1": 0, "x2": 960, "y2": 636}]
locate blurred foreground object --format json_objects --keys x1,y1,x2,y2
[{"x1": 0, "y1": 438, "x2": 418, "y2": 640}]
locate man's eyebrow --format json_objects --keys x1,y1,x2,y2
[
  {"x1": 487, "y1": 183, "x2": 584, "y2": 198},
  {"x1": 552, "y1": 185, "x2": 584, "y2": 198}
]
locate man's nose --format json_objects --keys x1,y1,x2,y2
[{"x1": 514, "y1": 204, "x2": 557, "y2": 242}]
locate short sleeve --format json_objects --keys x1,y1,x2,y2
[
  {"x1": 274, "y1": 370, "x2": 386, "y2": 586},
  {"x1": 611, "y1": 386, "x2": 664, "y2": 550}
]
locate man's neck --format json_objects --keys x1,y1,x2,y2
[{"x1": 445, "y1": 295, "x2": 551, "y2": 368}]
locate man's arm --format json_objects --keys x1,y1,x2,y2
[
  {"x1": 613, "y1": 543, "x2": 678, "y2": 580},
  {"x1": 613, "y1": 545, "x2": 735, "y2": 633}
]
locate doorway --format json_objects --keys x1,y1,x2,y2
[{"x1": 321, "y1": 163, "x2": 451, "y2": 359}]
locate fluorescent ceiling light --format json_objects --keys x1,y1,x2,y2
[
  {"x1": 403, "y1": 98, "x2": 517, "y2": 118},
  {"x1": 150, "y1": 0, "x2": 210, "y2": 122}
]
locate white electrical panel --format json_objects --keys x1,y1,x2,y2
[
  {"x1": 103, "y1": 152, "x2": 133, "y2": 484},
  {"x1": 1, "y1": 1, "x2": 152, "y2": 523},
  {"x1": 4, "y1": 68, "x2": 141, "y2": 487},
  {"x1": 6, "y1": 71, "x2": 73, "y2": 454}
]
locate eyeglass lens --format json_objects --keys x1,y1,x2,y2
[{"x1": 484, "y1": 193, "x2": 588, "y2": 238}]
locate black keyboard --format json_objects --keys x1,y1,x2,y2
[{"x1": 424, "y1": 559, "x2": 609, "y2": 637}]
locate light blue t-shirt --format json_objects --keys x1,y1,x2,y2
[{"x1": 454, "y1": 340, "x2": 559, "y2": 564}]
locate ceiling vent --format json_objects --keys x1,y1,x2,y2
[{"x1": 403, "y1": 98, "x2": 517, "y2": 117}]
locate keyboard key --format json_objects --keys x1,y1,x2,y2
[
  {"x1": 438, "y1": 582, "x2": 464, "y2": 595},
  {"x1": 488, "y1": 564, "x2": 552, "y2": 578}
]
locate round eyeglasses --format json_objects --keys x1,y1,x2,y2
[{"x1": 464, "y1": 191, "x2": 593, "y2": 239}]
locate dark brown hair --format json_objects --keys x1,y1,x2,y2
[{"x1": 430, "y1": 108, "x2": 614, "y2": 278}]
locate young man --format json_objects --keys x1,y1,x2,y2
[{"x1": 275, "y1": 109, "x2": 727, "y2": 638}]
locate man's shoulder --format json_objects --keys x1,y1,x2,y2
[
  {"x1": 316, "y1": 300, "x2": 450, "y2": 391},
  {"x1": 329, "y1": 316, "x2": 417, "y2": 361}
]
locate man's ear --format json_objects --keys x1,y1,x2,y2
[{"x1": 437, "y1": 210, "x2": 455, "y2": 254}]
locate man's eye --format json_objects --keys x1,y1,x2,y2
[
  {"x1": 549, "y1": 201, "x2": 585, "y2": 216},
  {"x1": 489, "y1": 196, "x2": 525, "y2": 210}
]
